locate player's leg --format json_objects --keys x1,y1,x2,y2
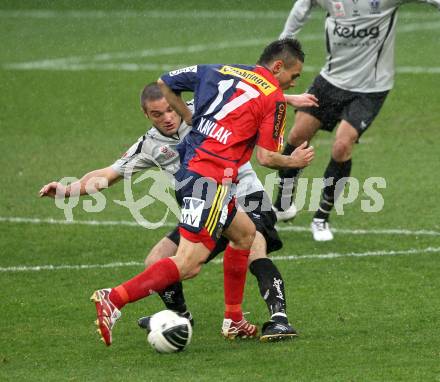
[
  {"x1": 91, "y1": 230, "x2": 210, "y2": 346},
  {"x1": 311, "y1": 121, "x2": 357, "y2": 241},
  {"x1": 248, "y1": 232, "x2": 297, "y2": 341},
  {"x1": 274, "y1": 75, "x2": 328, "y2": 221},
  {"x1": 144, "y1": 236, "x2": 178, "y2": 267},
  {"x1": 243, "y1": 192, "x2": 297, "y2": 341},
  {"x1": 221, "y1": 210, "x2": 257, "y2": 339},
  {"x1": 110, "y1": 236, "x2": 208, "y2": 306},
  {"x1": 248, "y1": 225, "x2": 286, "y2": 322},
  {"x1": 139, "y1": 227, "x2": 233, "y2": 332},
  {"x1": 138, "y1": 232, "x2": 194, "y2": 328},
  {"x1": 274, "y1": 111, "x2": 321, "y2": 220},
  {"x1": 311, "y1": 90, "x2": 389, "y2": 241},
  {"x1": 144, "y1": 231, "x2": 189, "y2": 317},
  {"x1": 111, "y1": 172, "x2": 223, "y2": 311}
]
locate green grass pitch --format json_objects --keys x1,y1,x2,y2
[{"x1": 1, "y1": 1, "x2": 440, "y2": 381}]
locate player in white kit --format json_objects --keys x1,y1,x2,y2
[{"x1": 273, "y1": 0, "x2": 440, "y2": 241}]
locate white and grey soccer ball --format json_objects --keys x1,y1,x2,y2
[{"x1": 147, "y1": 310, "x2": 192, "y2": 353}]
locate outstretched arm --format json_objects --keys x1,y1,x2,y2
[
  {"x1": 39, "y1": 166, "x2": 122, "y2": 198},
  {"x1": 280, "y1": 0, "x2": 315, "y2": 39}
]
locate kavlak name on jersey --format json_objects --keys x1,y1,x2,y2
[{"x1": 197, "y1": 117, "x2": 232, "y2": 145}]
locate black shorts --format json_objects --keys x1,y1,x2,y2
[
  {"x1": 297, "y1": 75, "x2": 389, "y2": 137},
  {"x1": 167, "y1": 191, "x2": 282, "y2": 263}
]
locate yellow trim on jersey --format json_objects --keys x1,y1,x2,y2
[
  {"x1": 205, "y1": 185, "x2": 223, "y2": 233},
  {"x1": 205, "y1": 185, "x2": 228, "y2": 235},
  {"x1": 207, "y1": 186, "x2": 228, "y2": 235},
  {"x1": 206, "y1": 186, "x2": 226, "y2": 235},
  {"x1": 217, "y1": 65, "x2": 277, "y2": 96}
]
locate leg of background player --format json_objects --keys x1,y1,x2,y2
[
  {"x1": 311, "y1": 120, "x2": 357, "y2": 241},
  {"x1": 274, "y1": 112, "x2": 321, "y2": 220}
]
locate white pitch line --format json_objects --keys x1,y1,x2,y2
[
  {"x1": 0, "y1": 261, "x2": 143, "y2": 272},
  {"x1": 6, "y1": 62, "x2": 182, "y2": 72},
  {"x1": 0, "y1": 10, "x2": 290, "y2": 19},
  {"x1": 395, "y1": 66, "x2": 440, "y2": 74},
  {"x1": 4, "y1": 21, "x2": 439, "y2": 72},
  {"x1": 0, "y1": 9, "x2": 436, "y2": 19},
  {"x1": 276, "y1": 225, "x2": 440, "y2": 237},
  {"x1": 1, "y1": 246, "x2": 439, "y2": 272},
  {"x1": 397, "y1": 21, "x2": 440, "y2": 33},
  {"x1": 2, "y1": 38, "x2": 273, "y2": 70},
  {"x1": 6, "y1": 61, "x2": 440, "y2": 74},
  {"x1": 0, "y1": 216, "x2": 174, "y2": 228},
  {"x1": 270, "y1": 246, "x2": 440, "y2": 261},
  {"x1": 1, "y1": 216, "x2": 440, "y2": 237}
]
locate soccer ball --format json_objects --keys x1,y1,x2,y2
[{"x1": 146, "y1": 310, "x2": 192, "y2": 353}]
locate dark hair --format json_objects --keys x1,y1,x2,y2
[
  {"x1": 140, "y1": 82, "x2": 164, "y2": 111},
  {"x1": 257, "y1": 38, "x2": 305, "y2": 68}
]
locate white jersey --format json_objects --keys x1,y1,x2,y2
[
  {"x1": 280, "y1": 0, "x2": 440, "y2": 92},
  {"x1": 111, "y1": 119, "x2": 192, "y2": 177},
  {"x1": 111, "y1": 102, "x2": 265, "y2": 197}
]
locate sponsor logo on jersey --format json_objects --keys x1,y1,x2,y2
[
  {"x1": 180, "y1": 197, "x2": 205, "y2": 227},
  {"x1": 272, "y1": 101, "x2": 287, "y2": 140},
  {"x1": 169, "y1": 65, "x2": 197, "y2": 77},
  {"x1": 197, "y1": 117, "x2": 232, "y2": 145},
  {"x1": 334, "y1": 21, "x2": 380, "y2": 39},
  {"x1": 217, "y1": 65, "x2": 277, "y2": 96},
  {"x1": 369, "y1": 0, "x2": 381, "y2": 14},
  {"x1": 351, "y1": 1, "x2": 360, "y2": 17},
  {"x1": 332, "y1": 1, "x2": 346, "y2": 17}
]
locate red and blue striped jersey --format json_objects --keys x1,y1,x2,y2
[{"x1": 161, "y1": 64, "x2": 287, "y2": 182}]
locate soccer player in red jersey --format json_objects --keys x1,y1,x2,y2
[{"x1": 91, "y1": 39, "x2": 315, "y2": 346}]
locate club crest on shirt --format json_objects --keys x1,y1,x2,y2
[
  {"x1": 369, "y1": 0, "x2": 381, "y2": 13},
  {"x1": 160, "y1": 146, "x2": 176, "y2": 160},
  {"x1": 332, "y1": 1, "x2": 346, "y2": 17},
  {"x1": 180, "y1": 197, "x2": 205, "y2": 227}
]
